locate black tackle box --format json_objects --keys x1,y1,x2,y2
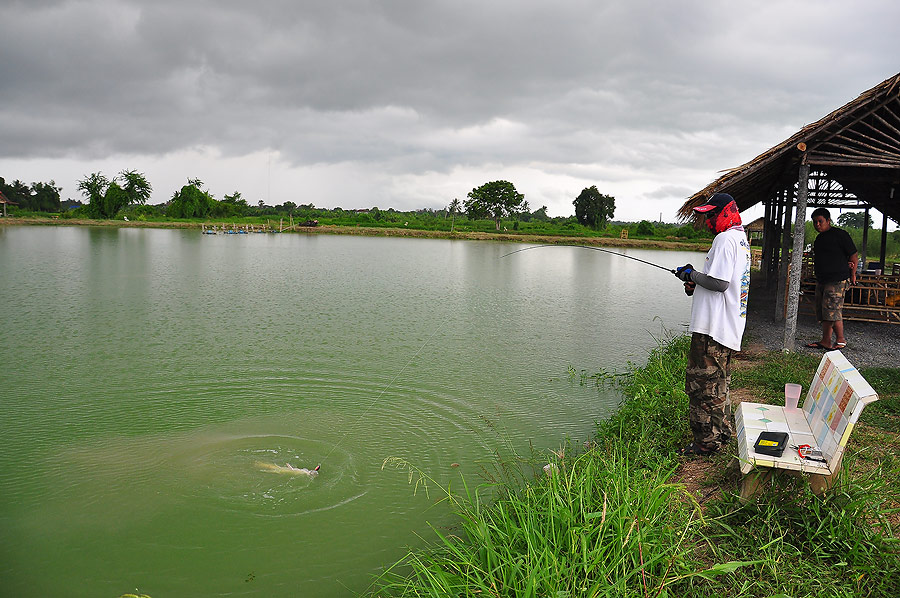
[{"x1": 753, "y1": 431, "x2": 789, "y2": 457}]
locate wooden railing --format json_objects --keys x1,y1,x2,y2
[{"x1": 798, "y1": 270, "x2": 900, "y2": 324}]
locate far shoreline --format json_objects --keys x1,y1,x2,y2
[{"x1": 0, "y1": 216, "x2": 713, "y2": 252}]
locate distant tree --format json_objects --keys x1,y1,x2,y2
[
  {"x1": 118, "y1": 170, "x2": 152, "y2": 205},
  {"x1": 530, "y1": 205, "x2": 550, "y2": 222},
  {"x1": 0, "y1": 178, "x2": 61, "y2": 212},
  {"x1": 0, "y1": 178, "x2": 28, "y2": 207},
  {"x1": 101, "y1": 181, "x2": 129, "y2": 218},
  {"x1": 573, "y1": 186, "x2": 615, "y2": 229},
  {"x1": 675, "y1": 224, "x2": 697, "y2": 239},
  {"x1": 837, "y1": 211, "x2": 869, "y2": 229},
  {"x1": 221, "y1": 191, "x2": 249, "y2": 217},
  {"x1": 222, "y1": 191, "x2": 244, "y2": 204},
  {"x1": 635, "y1": 220, "x2": 655, "y2": 236},
  {"x1": 167, "y1": 179, "x2": 216, "y2": 218},
  {"x1": 30, "y1": 181, "x2": 61, "y2": 212},
  {"x1": 77, "y1": 170, "x2": 150, "y2": 218},
  {"x1": 447, "y1": 198, "x2": 461, "y2": 217},
  {"x1": 464, "y1": 180, "x2": 527, "y2": 230},
  {"x1": 61, "y1": 199, "x2": 84, "y2": 211},
  {"x1": 78, "y1": 172, "x2": 111, "y2": 218}
]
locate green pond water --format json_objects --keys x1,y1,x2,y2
[{"x1": 0, "y1": 225, "x2": 700, "y2": 597}]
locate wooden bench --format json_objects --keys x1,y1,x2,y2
[{"x1": 734, "y1": 350, "x2": 879, "y2": 498}]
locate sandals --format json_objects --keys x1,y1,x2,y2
[
  {"x1": 804, "y1": 341, "x2": 847, "y2": 350},
  {"x1": 804, "y1": 341, "x2": 834, "y2": 350},
  {"x1": 677, "y1": 442, "x2": 717, "y2": 457}
]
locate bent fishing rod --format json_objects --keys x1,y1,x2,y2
[{"x1": 500, "y1": 244, "x2": 677, "y2": 273}]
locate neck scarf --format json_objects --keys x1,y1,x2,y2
[{"x1": 707, "y1": 200, "x2": 743, "y2": 234}]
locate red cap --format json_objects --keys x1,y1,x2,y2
[{"x1": 693, "y1": 193, "x2": 734, "y2": 213}]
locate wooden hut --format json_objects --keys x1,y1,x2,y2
[
  {"x1": 679, "y1": 73, "x2": 900, "y2": 349},
  {"x1": 745, "y1": 217, "x2": 765, "y2": 246},
  {"x1": 0, "y1": 190, "x2": 17, "y2": 217}
]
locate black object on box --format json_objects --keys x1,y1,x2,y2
[{"x1": 753, "y1": 431, "x2": 789, "y2": 457}]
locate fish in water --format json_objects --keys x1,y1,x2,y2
[{"x1": 256, "y1": 462, "x2": 320, "y2": 477}]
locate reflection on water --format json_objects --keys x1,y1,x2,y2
[{"x1": 0, "y1": 226, "x2": 702, "y2": 597}]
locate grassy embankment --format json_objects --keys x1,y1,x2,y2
[
  {"x1": 8, "y1": 214, "x2": 900, "y2": 263},
  {"x1": 0, "y1": 215, "x2": 715, "y2": 253},
  {"x1": 374, "y1": 337, "x2": 900, "y2": 597}
]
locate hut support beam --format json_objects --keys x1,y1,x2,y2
[
  {"x1": 775, "y1": 190, "x2": 793, "y2": 320},
  {"x1": 783, "y1": 162, "x2": 810, "y2": 351},
  {"x1": 760, "y1": 196, "x2": 772, "y2": 281},
  {"x1": 881, "y1": 187, "x2": 894, "y2": 267},
  {"x1": 772, "y1": 191, "x2": 785, "y2": 286},
  {"x1": 861, "y1": 208, "x2": 870, "y2": 268}
]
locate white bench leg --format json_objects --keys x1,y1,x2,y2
[{"x1": 740, "y1": 467, "x2": 839, "y2": 499}]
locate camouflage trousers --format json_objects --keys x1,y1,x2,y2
[
  {"x1": 815, "y1": 278, "x2": 851, "y2": 322},
  {"x1": 685, "y1": 333, "x2": 735, "y2": 451}
]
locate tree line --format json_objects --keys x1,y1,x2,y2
[{"x1": 1, "y1": 172, "x2": 621, "y2": 231}]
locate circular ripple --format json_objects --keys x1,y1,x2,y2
[{"x1": 168, "y1": 433, "x2": 364, "y2": 517}]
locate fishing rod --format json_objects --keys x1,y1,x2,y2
[{"x1": 500, "y1": 244, "x2": 677, "y2": 273}]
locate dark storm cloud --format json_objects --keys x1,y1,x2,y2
[{"x1": 1, "y1": 0, "x2": 898, "y2": 217}]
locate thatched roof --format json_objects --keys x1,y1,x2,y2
[
  {"x1": 745, "y1": 216, "x2": 765, "y2": 233},
  {"x1": 680, "y1": 73, "x2": 900, "y2": 224}
]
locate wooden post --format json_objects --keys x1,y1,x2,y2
[
  {"x1": 769, "y1": 191, "x2": 784, "y2": 287},
  {"x1": 860, "y1": 208, "x2": 869, "y2": 269},
  {"x1": 761, "y1": 196, "x2": 772, "y2": 283},
  {"x1": 783, "y1": 161, "x2": 810, "y2": 352},
  {"x1": 775, "y1": 190, "x2": 792, "y2": 321},
  {"x1": 878, "y1": 188, "x2": 893, "y2": 269}
]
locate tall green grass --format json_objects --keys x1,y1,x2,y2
[
  {"x1": 370, "y1": 336, "x2": 900, "y2": 597},
  {"x1": 377, "y1": 446, "x2": 752, "y2": 597}
]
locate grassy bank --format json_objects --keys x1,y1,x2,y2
[
  {"x1": 372, "y1": 337, "x2": 900, "y2": 597},
  {"x1": 0, "y1": 215, "x2": 715, "y2": 252}
]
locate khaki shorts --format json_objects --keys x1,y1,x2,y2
[{"x1": 815, "y1": 279, "x2": 851, "y2": 322}]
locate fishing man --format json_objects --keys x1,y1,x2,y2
[{"x1": 674, "y1": 193, "x2": 751, "y2": 456}]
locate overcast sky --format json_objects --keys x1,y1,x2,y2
[{"x1": 1, "y1": 0, "x2": 898, "y2": 222}]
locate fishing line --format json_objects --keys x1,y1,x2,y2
[
  {"x1": 500, "y1": 244, "x2": 677, "y2": 273},
  {"x1": 316, "y1": 320, "x2": 448, "y2": 468},
  {"x1": 316, "y1": 243, "x2": 674, "y2": 470}
]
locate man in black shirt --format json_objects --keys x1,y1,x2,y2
[{"x1": 806, "y1": 208, "x2": 858, "y2": 350}]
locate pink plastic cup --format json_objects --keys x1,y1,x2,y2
[{"x1": 785, "y1": 383, "x2": 803, "y2": 410}]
